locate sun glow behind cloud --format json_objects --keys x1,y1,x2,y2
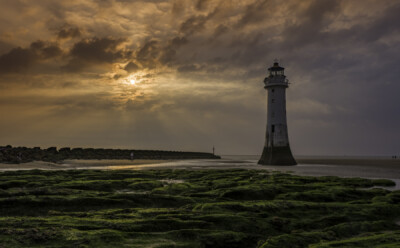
[{"x1": 0, "y1": 0, "x2": 399, "y2": 155}]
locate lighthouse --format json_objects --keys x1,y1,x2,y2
[{"x1": 258, "y1": 61, "x2": 296, "y2": 165}]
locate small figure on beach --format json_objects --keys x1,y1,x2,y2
[{"x1": 130, "y1": 152, "x2": 134, "y2": 160}]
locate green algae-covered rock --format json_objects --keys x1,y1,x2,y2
[{"x1": 0, "y1": 169, "x2": 398, "y2": 247}]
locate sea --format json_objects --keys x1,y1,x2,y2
[
  {"x1": 127, "y1": 155, "x2": 400, "y2": 190},
  {"x1": 1, "y1": 155, "x2": 399, "y2": 190}
]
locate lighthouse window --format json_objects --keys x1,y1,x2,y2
[
  {"x1": 271, "y1": 99, "x2": 275, "y2": 103},
  {"x1": 271, "y1": 89, "x2": 275, "y2": 93},
  {"x1": 271, "y1": 125, "x2": 275, "y2": 132}
]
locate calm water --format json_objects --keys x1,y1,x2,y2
[
  {"x1": 2, "y1": 155, "x2": 400, "y2": 190},
  {"x1": 117, "y1": 155, "x2": 400, "y2": 190}
]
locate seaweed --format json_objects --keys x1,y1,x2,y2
[{"x1": 0, "y1": 169, "x2": 398, "y2": 247}]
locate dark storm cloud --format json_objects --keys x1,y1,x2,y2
[
  {"x1": 212, "y1": 24, "x2": 229, "y2": 38},
  {"x1": 277, "y1": 0, "x2": 399, "y2": 53},
  {"x1": 235, "y1": 0, "x2": 270, "y2": 28},
  {"x1": 179, "y1": 15, "x2": 208, "y2": 35},
  {"x1": 302, "y1": 0, "x2": 342, "y2": 22},
  {"x1": 0, "y1": 41, "x2": 14, "y2": 54},
  {"x1": 353, "y1": 2, "x2": 400, "y2": 43},
  {"x1": 0, "y1": 48, "x2": 36, "y2": 74},
  {"x1": 63, "y1": 37, "x2": 131, "y2": 72},
  {"x1": 195, "y1": 0, "x2": 210, "y2": 11},
  {"x1": 170, "y1": 36, "x2": 189, "y2": 47},
  {"x1": 135, "y1": 39, "x2": 159, "y2": 68},
  {"x1": 70, "y1": 37, "x2": 127, "y2": 63},
  {"x1": 124, "y1": 61, "x2": 140, "y2": 72},
  {"x1": 281, "y1": 0, "x2": 342, "y2": 49},
  {"x1": 30, "y1": 41, "x2": 63, "y2": 59},
  {"x1": 278, "y1": 1, "x2": 400, "y2": 74},
  {"x1": 57, "y1": 25, "x2": 81, "y2": 39},
  {"x1": 0, "y1": 41, "x2": 62, "y2": 74},
  {"x1": 133, "y1": 36, "x2": 188, "y2": 68},
  {"x1": 159, "y1": 36, "x2": 188, "y2": 64}
]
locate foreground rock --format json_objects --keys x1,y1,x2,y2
[{"x1": 0, "y1": 169, "x2": 399, "y2": 247}]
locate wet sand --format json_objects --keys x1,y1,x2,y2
[
  {"x1": 296, "y1": 158, "x2": 400, "y2": 167},
  {"x1": 0, "y1": 158, "x2": 399, "y2": 173},
  {"x1": 0, "y1": 158, "x2": 399, "y2": 190}
]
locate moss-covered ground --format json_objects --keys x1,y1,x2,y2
[{"x1": 0, "y1": 169, "x2": 399, "y2": 247}]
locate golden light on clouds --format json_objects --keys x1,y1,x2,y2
[
  {"x1": 123, "y1": 73, "x2": 147, "y2": 86},
  {"x1": 0, "y1": 0, "x2": 399, "y2": 155}
]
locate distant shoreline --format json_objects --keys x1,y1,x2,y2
[
  {"x1": 0, "y1": 145, "x2": 220, "y2": 164},
  {"x1": 0, "y1": 159, "x2": 172, "y2": 171}
]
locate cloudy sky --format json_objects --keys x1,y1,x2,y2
[{"x1": 0, "y1": 0, "x2": 399, "y2": 156}]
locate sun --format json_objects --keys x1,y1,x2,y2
[{"x1": 129, "y1": 79, "x2": 136, "y2": 85}]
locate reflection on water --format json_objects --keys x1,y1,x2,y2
[
  {"x1": 101, "y1": 155, "x2": 400, "y2": 190},
  {"x1": 1, "y1": 155, "x2": 399, "y2": 190}
]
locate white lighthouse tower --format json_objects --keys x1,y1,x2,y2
[{"x1": 258, "y1": 61, "x2": 296, "y2": 165}]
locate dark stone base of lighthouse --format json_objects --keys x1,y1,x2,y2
[{"x1": 258, "y1": 146, "x2": 297, "y2": 165}]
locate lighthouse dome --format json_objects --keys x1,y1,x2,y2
[{"x1": 268, "y1": 62, "x2": 284, "y2": 72}]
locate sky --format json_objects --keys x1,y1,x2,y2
[{"x1": 0, "y1": 0, "x2": 399, "y2": 156}]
